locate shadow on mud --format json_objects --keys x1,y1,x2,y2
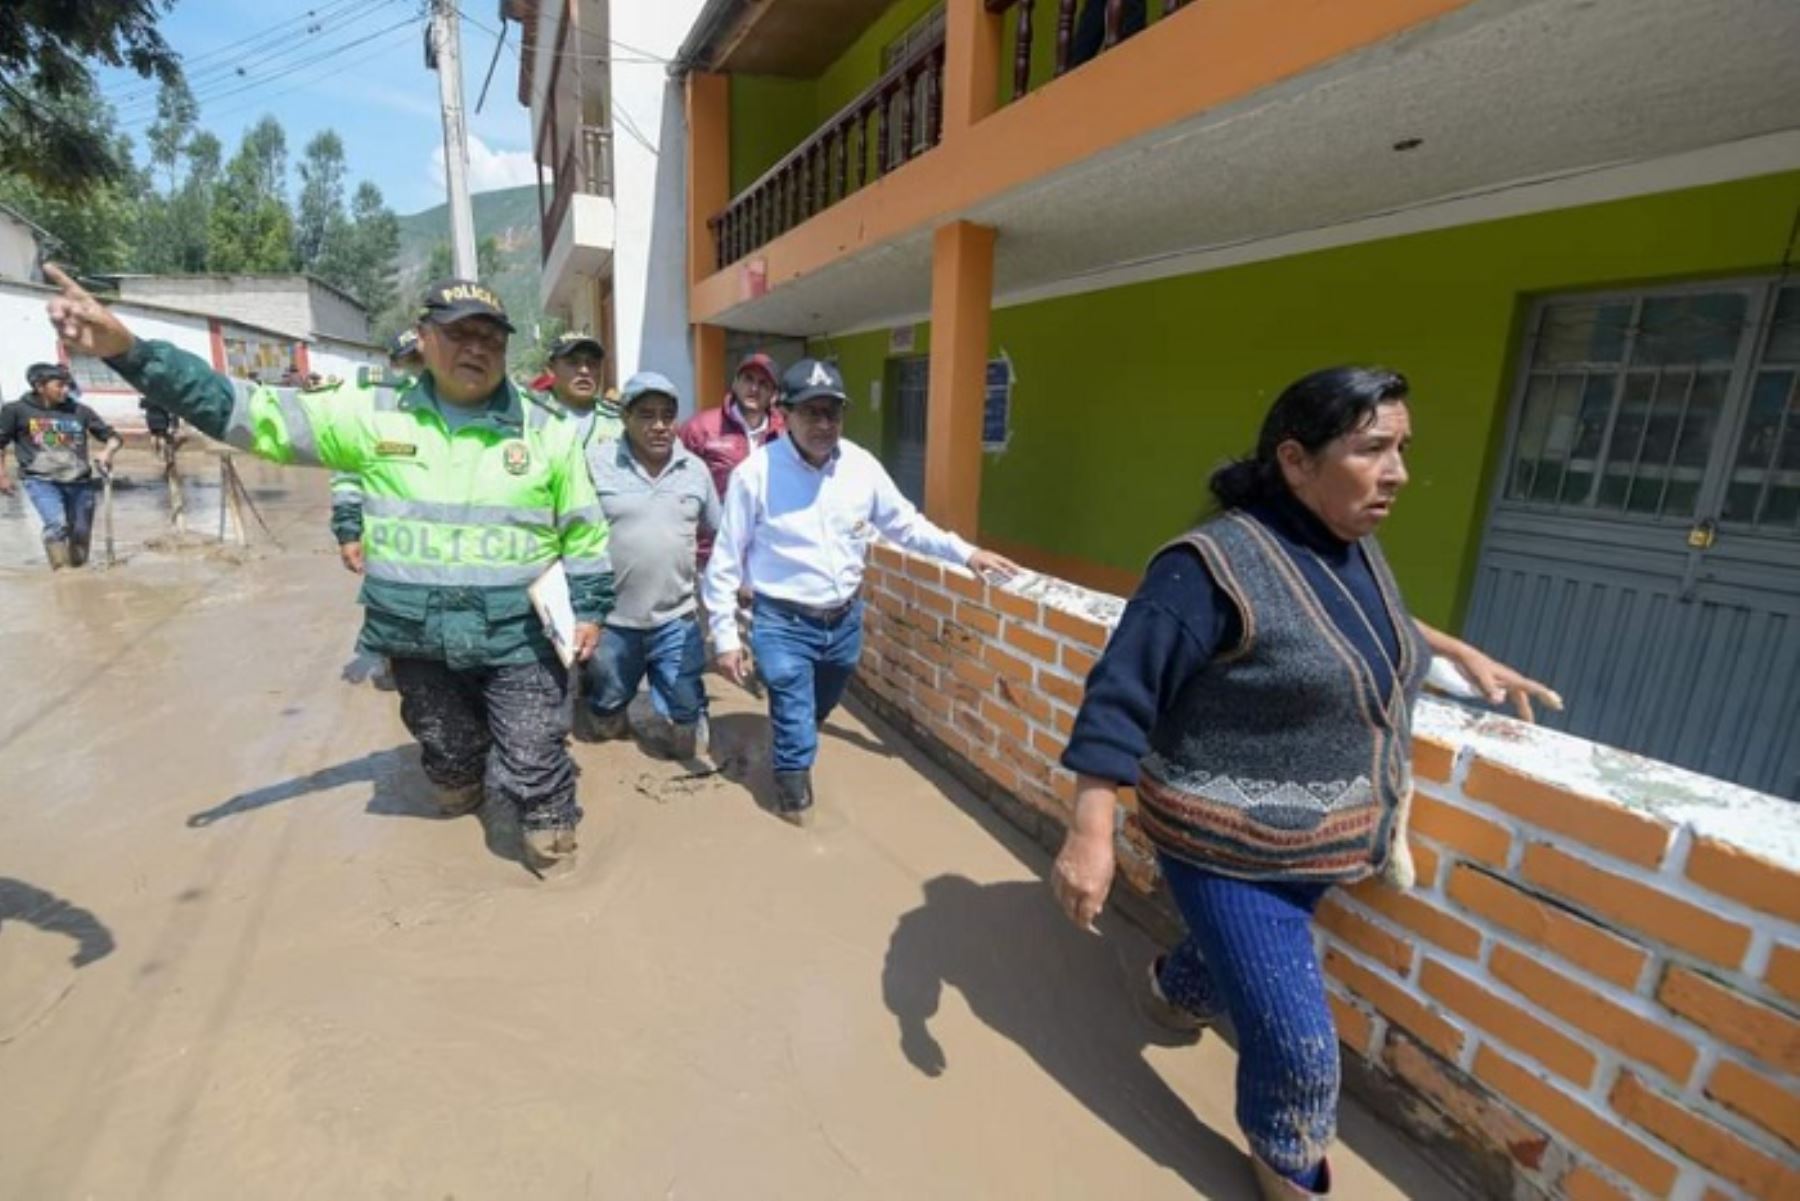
[{"x1": 0, "y1": 878, "x2": 115, "y2": 968}]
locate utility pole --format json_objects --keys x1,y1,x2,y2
[{"x1": 429, "y1": 0, "x2": 479, "y2": 279}]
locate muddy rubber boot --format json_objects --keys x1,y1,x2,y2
[
  {"x1": 663, "y1": 723, "x2": 699, "y2": 761},
  {"x1": 522, "y1": 823, "x2": 578, "y2": 871},
  {"x1": 1142, "y1": 956, "x2": 1209, "y2": 1042},
  {"x1": 68, "y1": 535, "x2": 89, "y2": 568},
  {"x1": 573, "y1": 705, "x2": 630, "y2": 744},
  {"x1": 1251, "y1": 1156, "x2": 1331, "y2": 1199},
  {"x1": 44, "y1": 539, "x2": 70, "y2": 570},
  {"x1": 431, "y1": 781, "x2": 483, "y2": 817},
  {"x1": 773, "y1": 770, "x2": 814, "y2": 827}
]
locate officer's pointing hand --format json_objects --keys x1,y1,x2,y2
[
  {"x1": 572, "y1": 622, "x2": 600, "y2": 663},
  {"x1": 43, "y1": 263, "x2": 134, "y2": 360}
]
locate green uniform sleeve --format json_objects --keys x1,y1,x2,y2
[
  {"x1": 552, "y1": 431, "x2": 613, "y2": 625},
  {"x1": 329, "y1": 472, "x2": 364, "y2": 544},
  {"x1": 106, "y1": 339, "x2": 370, "y2": 473}
]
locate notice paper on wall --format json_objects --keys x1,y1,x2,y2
[{"x1": 528, "y1": 561, "x2": 579, "y2": 668}]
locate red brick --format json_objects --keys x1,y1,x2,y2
[
  {"x1": 1465, "y1": 759, "x2": 1674, "y2": 868},
  {"x1": 1409, "y1": 793, "x2": 1513, "y2": 867},
  {"x1": 996, "y1": 735, "x2": 1044, "y2": 780},
  {"x1": 870, "y1": 544, "x2": 905, "y2": 572},
  {"x1": 982, "y1": 642, "x2": 1033, "y2": 683},
  {"x1": 1382, "y1": 1030, "x2": 1551, "y2": 1170},
  {"x1": 968, "y1": 746, "x2": 1022, "y2": 795},
  {"x1": 1031, "y1": 728, "x2": 1065, "y2": 761},
  {"x1": 1520, "y1": 844, "x2": 1753, "y2": 970},
  {"x1": 916, "y1": 586, "x2": 952, "y2": 616},
  {"x1": 1408, "y1": 836, "x2": 1443, "y2": 888},
  {"x1": 1488, "y1": 944, "x2": 1697, "y2": 1083},
  {"x1": 1344, "y1": 880, "x2": 1482, "y2": 958},
  {"x1": 1044, "y1": 606, "x2": 1109, "y2": 648},
  {"x1": 1447, "y1": 865, "x2": 1650, "y2": 991},
  {"x1": 1472, "y1": 1047, "x2": 1679, "y2": 1196},
  {"x1": 955, "y1": 601, "x2": 1001, "y2": 637},
  {"x1": 1765, "y1": 942, "x2": 1800, "y2": 1006},
  {"x1": 1327, "y1": 991, "x2": 1375, "y2": 1057},
  {"x1": 940, "y1": 622, "x2": 983, "y2": 658},
  {"x1": 991, "y1": 588, "x2": 1041, "y2": 623},
  {"x1": 1039, "y1": 670, "x2": 1084, "y2": 708},
  {"x1": 1561, "y1": 1165, "x2": 1632, "y2": 1201},
  {"x1": 943, "y1": 568, "x2": 987, "y2": 603},
  {"x1": 1706, "y1": 1058, "x2": 1800, "y2": 1150},
  {"x1": 997, "y1": 675, "x2": 1053, "y2": 726},
  {"x1": 1047, "y1": 704, "x2": 1075, "y2": 739},
  {"x1": 1061, "y1": 644, "x2": 1098, "y2": 678},
  {"x1": 1658, "y1": 967, "x2": 1800, "y2": 1075},
  {"x1": 1419, "y1": 959, "x2": 1598, "y2": 1085},
  {"x1": 1324, "y1": 949, "x2": 1465, "y2": 1061},
  {"x1": 950, "y1": 657, "x2": 999, "y2": 694},
  {"x1": 913, "y1": 688, "x2": 953, "y2": 723},
  {"x1": 1316, "y1": 898, "x2": 1415, "y2": 975},
  {"x1": 886, "y1": 575, "x2": 916, "y2": 603},
  {"x1": 1611, "y1": 1071, "x2": 1800, "y2": 1198},
  {"x1": 979, "y1": 698, "x2": 1030, "y2": 745},
  {"x1": 952, "y1": 707, "x2": 996, "y2": 750},
  {"x1": 904, "y1": 557, "x2": 943, "y2": 586},
  {"x1": 1412, "y1": 735, "x2": 1457, "y2": 784},
  {"x1": 1686, "y1": 837, "x2": 1800, "y2": 924},
  {"x1": 1003, "y1": 622, "x2": 1059, "y2": 664}
]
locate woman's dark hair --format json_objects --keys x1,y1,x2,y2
[{"x1": 1208, "y1": 366, "x2": 1410, "y2": 510}]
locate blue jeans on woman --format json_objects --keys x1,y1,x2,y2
[
  {"x1": 23, "y1": 477, "x2": 97, "y2": 547},
  {"x1": 1156, "y1": 853, "x2": 1337, "y2": 1187},
  {"x1": 748, "y1": 595, "x2": 864, "y2": 772},
  {"x1": 583, "y1": 615, "x2": 707, "y2": 725}
]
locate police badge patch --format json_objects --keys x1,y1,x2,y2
[{"x1": 502, "y1": 440, "x2": 531, "y2": 474}]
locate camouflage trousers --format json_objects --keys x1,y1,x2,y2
[{"x1": 390, "y1": 657, "x2": 581, "y2": 830}]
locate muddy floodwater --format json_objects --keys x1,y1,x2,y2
[{"x1": 0, "y1": 449, "x2": 1451, "y2": 1199}]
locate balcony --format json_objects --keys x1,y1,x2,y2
[
  {"x1": 709, "y1": 24, "x2": 947, "y2": 270},
  {"x1": 539, "y1": 122, "x2": 616, "y2": 313}
]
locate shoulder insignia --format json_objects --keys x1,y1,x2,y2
[{"x1": 301, "y1": 374, "x2": 343, "y2": 393}]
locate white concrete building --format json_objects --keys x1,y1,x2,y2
[
  {"x1": 105, "y1": 274, "x2": 372, "y2": 344},
  {"x1": 513, "y1": 0, "x2": 707, "y2": 405},
  {"x1": 0, "y1": 278, "x2": 381, "y2": 428},
  {"x1": 0, "y1": 204, "x2": 54, "y2": 283}
]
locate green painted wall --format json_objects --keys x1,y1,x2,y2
[
  {"x1": 812, "y1": 172, "x2": 1800, "y2": 628},
  {"x1": 729, "y1": 76, "x2": 819, "y2": 195}
]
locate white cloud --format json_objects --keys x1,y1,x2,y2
[{"x1": 430, "y1": 133, "x2": 539, "y2": 194}]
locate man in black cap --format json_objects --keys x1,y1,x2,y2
[
  {"x1": 45, "y1": 265, "x2": 615, "y2": 872},
  {"x1": 542, "y1": 330, "x2": 618, "y2": 445},
  {"x1": 0, "y1": 362, "x2": 122, "y2": 569},
  {"x1": 702, "y1": 357, "x2": 1021, "y2": 824}
]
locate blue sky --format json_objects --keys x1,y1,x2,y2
[{"x1": 93, "y1": 0, "x2": 538, "y2": 218}]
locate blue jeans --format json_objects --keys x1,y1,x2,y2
[
  {"x1": 1156, "y1": 854, "x2": 1337, "y2": 1185},
  {"x1": 584, "y1": 615, "x2": 707, "y2": 726},
  {"x1": 23, "y1": 477, "x2": 97, "y2": 546},
  {"x1": 749, "y1": 596, "x2": 863, "y2": 772}
]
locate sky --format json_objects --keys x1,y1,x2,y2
[{"x1": 92, "y1": 0, "x2": 539, "y2": 218}]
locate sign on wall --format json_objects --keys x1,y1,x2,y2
[
  {"x1": 983, "y1": 354, "x2": 1013, "y2": 451},
  {"x1": 889, "y1": 324, "x2": 916, "y2": 355}
]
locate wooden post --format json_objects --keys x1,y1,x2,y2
[
  {"x1": 685, "y1": 72, "x2": 730, "y2": 285},
  {"x1": 943, "y1": 0, "x2": 1003, "y2": 133},
  {"x1": 924, "y1": 221, "x2": 997, "y2": 539}
]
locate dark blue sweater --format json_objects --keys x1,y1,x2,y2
[{"x1": 1062, "y1": 493, "x2": 1406, "y2": 785}]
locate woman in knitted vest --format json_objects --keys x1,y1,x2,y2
[{"x1": 1053, "y1": 366, "x2": 1555, "y2": 1199}]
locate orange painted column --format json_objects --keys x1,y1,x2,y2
[
  {"x1": 924, "y1": 220, "x2": 996, "y2": 539},
  {"x1": 693, "y1": 324, "x2": 727, "y2": 415},
  {"x1": 686, "y1": 70, "x2": 731, "y2": 412},
  {"x1": 942, "y1": 0, "x2": 1002, "y2": 138}
]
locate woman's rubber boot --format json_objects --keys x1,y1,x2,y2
[
  {"x1": 44, "y1": 539, "x2": 70, "y2": 570},
  {"x1": 1251, "y1": 1156, "x2": 1331, "y2": 1199}
]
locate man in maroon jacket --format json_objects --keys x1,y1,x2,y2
[{"x1": 679, "y1": 352, "x2": 785, "y2": 563}]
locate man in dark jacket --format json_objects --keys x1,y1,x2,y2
[{"x1": 0, "y1": 363, "x2": 122, "y2": 569}]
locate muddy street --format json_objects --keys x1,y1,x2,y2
[{"x1": 0, "y1": 451, "x2": 1449, "y2": 1200}]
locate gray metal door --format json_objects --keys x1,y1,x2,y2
[
  {"x1": 1465, "y1": 280, "x2": 1800, "y2": 799},
  {"x1": 890, "y1": 356, "x2": 929, "y2": 506}
]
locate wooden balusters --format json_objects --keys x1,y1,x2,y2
[
  {"x1": 854, "y1": 107, "x2": 869, "y2": 188},
  {"x1": 1103, "y1": 0, "x2": 1123, "y2": 49},
  {"x1": 1013, "y1": 1, "x2": 1033, "y2": 100},
  {"x1": 1055, "y1": 0, "x2": 1076, "y2": 76},
  {"x1": 931, "y1": 45, "x2": 946, "y2": 145},
  {"x1": 899, "y1": 74, "x2": 915, "y2": 164}
]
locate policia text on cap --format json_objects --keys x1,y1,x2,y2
[{"x1": 43, "y1": 265, "x2": 615, "y2": 874}]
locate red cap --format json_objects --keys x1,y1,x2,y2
[{"x1": 735, "y1": 352, "x2": 779, "y2": 385}]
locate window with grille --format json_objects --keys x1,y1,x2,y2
[{"x1": 1503, "y1": 282, "x2": 1799, "y2": 536}]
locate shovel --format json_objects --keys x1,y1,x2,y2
[{"x1": 101, "y1": 464, "x2": 116, "y2": 567}]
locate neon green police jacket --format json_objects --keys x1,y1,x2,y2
[{"x1": 108, "y1": 339, "x2": 613, "y2": 669}]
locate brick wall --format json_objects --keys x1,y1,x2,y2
[{"x1": 853, "y1": 545, "x2": 1800, "y2": 1201}]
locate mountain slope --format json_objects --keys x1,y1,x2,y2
[{"x1": 392, "y1": 184, "x2": 542, "y2": 351}]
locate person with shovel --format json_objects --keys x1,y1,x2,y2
[{"x1": 0, "y1": 362, "x2": 121, "y2": 569}]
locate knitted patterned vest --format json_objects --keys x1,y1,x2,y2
[{"x1": 1135, "y1": 510, "x2": 1430, "y2": 884}]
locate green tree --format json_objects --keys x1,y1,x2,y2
[
  {"x1": 322, "y1": 181, "x2": 400, "y2": 317},
  {"x1": 0, "y1": 80, "x2": 139, "y2": 271},
  {"x1": 144, "y1": 75, "x2": 196, "y2": 193},
  {"x1": 424, "y1": 234, "x2": 500, "y2": 281},
  {"x1": 0, "y1": 0, "x2": 181, "y2": 192},
  {"x1": 208, "y1": 123, "x2": 295, "y2": 272},
  {"x1": 169, "y1": 130, "x2": 220, "y2": 271},
  {"x1": 295, "y1": 129, "x2": 347, "y2": 272}
]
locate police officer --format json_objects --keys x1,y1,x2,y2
[
  {"x1": 44, "y1": 265, "x2": 614, "y2": 872},
  {"x1": 543, "y1": 331, "x2": 619, "y2": 446}
]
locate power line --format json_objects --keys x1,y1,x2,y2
[
  {"x1": 112, "y1": 0, "x2": 382, "y2": 106},
  {"x1": 452, "y1": 5, "x2": 666, "y2": 67},
  {"x1": 115, "y1": 2, "x2": 417, "y2": 116}
]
